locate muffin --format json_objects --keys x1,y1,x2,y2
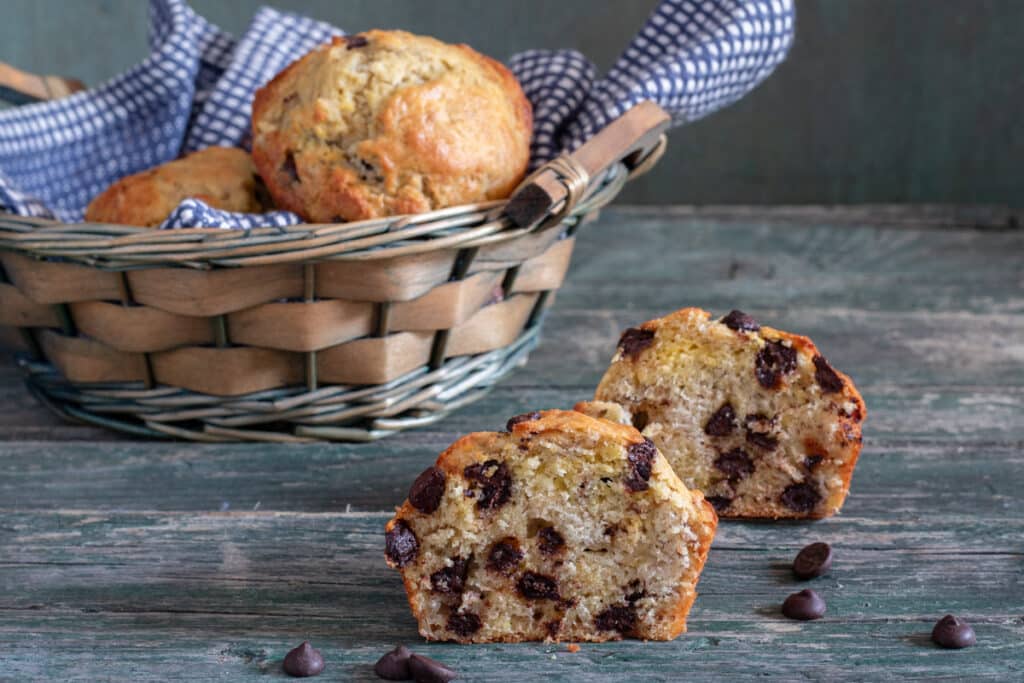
[
  {"x1": 84, "y1": 146, "x2": 270, "y2": 227},
  {"x1": 384, "y1": 410, "x2": 717, "y2": 643},
  {"x1": 577, "y1": 308, "x2": 866, "y2": 519},
  {"x1": 251, "y1": 31, "x2": 532, "y2": 223}
]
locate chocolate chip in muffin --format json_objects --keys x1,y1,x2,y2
[
  {"x1": 781, "y1": 589, "x2": 826, "y2": 620},
  {"x1": 931, "y1": 614, "x2": 976, "y2": 649},
  {"x1": 463, "y1": 460, "x2": 512, "y2": 510},
  {"x1": 486, "y1": 538, "x2": 523, "y2": 574},
  {"x1": 624, "y1": 438, "x2": 657, "y2": 492},
  {"x1": 282, "y1": 642, "x2": 325, "y2": 678},
  {"x1": 804, "y1": 454, "x2": 824, "y2": 470},
  {"x1": 446, "y1": 611, "x2": 482, "y2": 637},
  {"x1": 618, "y1": 327, "x2": 655, "y2": 359},
  {"x1": 705, "y1": 495, "x2": 732, "y2": 513},
  {"x1": 373, "y1": 645, "x2": 411, "y2": 680},
  {"x1": 704, "y1": 403, "x2": 737, "y2": 436},
  {"x1": 506, "y1": 411, "x2": 541, "y2": 432},
  {"x1": 813, "y1": 355, "x2": 845, "y2": 393},
  {"x1": 793, "y1": 542, "x2": 833, "y2": 579},
  {"x1": 720, "y1": 310, "x2": 761, "y2": 332},
  {"x1": 430, "y1": 556, "x2": 469, "y2": 595},
  {"x1": 343, "y1": 33, "x2": 369, "y2": 49},
  {"x1": 282, "y1": 151, "x2": 299, "y2": 183},
  {"x1": 408, "y1": 466, "x2": 446, "y2": 514},
  {"x1": 537, "y1": 526, "x2": 565, "y2": 555},
  {"x1": 594, "y1": 603, "x2": 638, "y2": 635},
  {"x1": 714, "y1": 448, "x2": 755, "y2": 481},
  {"x1": 517, "y1": 571, "x2": 560, "y2": 600},
  {"x1": 385, "y1": 520, "x2": 419, "y2": 568},
  {"x1": 780, "y1": 483, "x2": 822, "y2": 513},
  {"x1": 744, "y1": 413, "x2": 779, "y2": 451},
  {"x1": 631, "y1": 409, "x2": 650, "y2": 432},
  {"x1": 755, "y1": 340, "x2": 798, "y2": 389},
  {"x1": 408, "y1": 653, "x2": 458, "y2": 683}
]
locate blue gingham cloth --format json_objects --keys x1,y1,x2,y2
[{"x1": 0, "y1": 0, "x2": 793, "y2": 229}]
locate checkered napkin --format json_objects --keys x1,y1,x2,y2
[{"x1": 0, "y1": 0, "x2": 794, "y2": 229}]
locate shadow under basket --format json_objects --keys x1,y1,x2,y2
[{"x1": 0, "y1": 102, "x2": 670, "y2": 442}]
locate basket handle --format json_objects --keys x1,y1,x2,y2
[
  {"x1": 0, "y1": 62, "x2": 85, "y2": 105},
  {"x1": 505, "y1": 101, "x2": 671, "y2": 228}
]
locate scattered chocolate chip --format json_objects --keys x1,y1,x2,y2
[
  {"x1": 813, "y1": 355, "x2": 844, "y2": 393},
  {"x1": 463, "y1": 460, "x2": 512, "y2": 510},
  {"x1": 714, "y1": 448, "x2": 755, "y2": 481},
  {"x1": 343, "y1": 33, "x2": 369, "y2": 49},
  {"x1": 447, "y1": 611, "x2": 482, "y2": 637},
  {"x1": 705, "y1": 495, "x2": 732, "y2": 513},
  {"x1": 374, "y1": 645, "x2": 412, "y2": 680},
  {"x1": 517, "y1": 571, "x2": 560, "y2": 600},
  {"x1": 408, "y1": 653, "x2": 457, "y2": 683},
  {"x1": 283, "y1": 642, "x2": 325, "y2": 678},
  {"x1": 408, "y1": 466, "x2": 446, "y2": 514},
  {"x1": 537, "y1": 526, "x2": 565, "y2": 555},
  {"x1": 625, "y1": 580, "x2": 646, "y2": 603},
  {"x1": 430, "y1": 556, "x2": 469, "y2": 595},
  {"x1": 618, "y1": 327, "x2": 655, "y2": 359},
  {"x1": 721, "y1": 309, "x2": 761, "y2": 332},
  {"x1": 931, "y1": 614, "x2": 976, "y2": 649},
  {"x1": 782, "y1": 589, "x2": 826, "y2": 620},
  {"x1": 780, "y1": 483, "x2": 823, "y2": 513},
  {"x1": 631, "y1": 409, "x2": 650, "y2": 432},
  {"x1": 804, "y1": 454, "x2": 824, "y2": 470},
  {"x1": 594, "y1": 603, "x2": 638, "y2": 634},
  {"x1": 486, "y1": 539, "x2": 523, "y2": 574},
  {"x1": 282, "y1": 92, "x2": 298, "y2": 106},
  {"x1": 704, "y1": 403, "x2": 737, "y2": 436},
  {"x1": 282, "y1": 151, "x2": 299, "y2": 183},
  {"x1": 793, "y1": 542, "x2": 833, "y2": 579},
  {"x1": 385, "y1": 520, "x2": 419, "y2": 568},
  {"x1": 625, "y1": 438, "x2": 657, "y2": 492},
  {"x1": 545, "y1": 620, "x2": 562, "y2": 638},
  {"x1": 744, "y1": 413, "x2": 779, "y2": 451},
  {"x1": 755, "y1": 340, "x2": 798, "y2": 389},
  {"x1": 506, "y1": 411, "x2": 541, "y2": 432}
]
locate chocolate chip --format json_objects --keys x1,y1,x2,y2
[
  {"x1": 447, "y1": 611, "x2": 482, "y2": 637},
  {"x1": 618, "y1": 327, "x2": 655, "y2": 359},
  {"x1": 430, "y1": 556, "x2": 469, "y2": 595},
  {"x1": 463, "y1": 460, "x2": 512, "y2": 510},
  {"x1": 804, "y1": 454, "x2": 824, "y2": 470},
  {"x1": 545, "y1": 620, "x2": 562, "y2": 638},
  {"x1": 486, "y1": 539, "x2": 523, "y2": 574},
  {"x1": 744, "y1": 413, "x2": 779, "y2": 451},
  {"x1": 282, "y1": 642, "x2": 325, "y2": 678},
  {"x1": 408, "y1": 466, "x2": 446, "y2": 514},
  {"x1": 625, "y1": 579, "x2": 646, "y2": 603},
  {"x1": 374, "y1": 645, "x2": 411, "y2": 680},
  {"x1": 780, "y1": 483, "x2": 823, "y2": 513},
  {"x1": 631, "y1": 410, "x2": 650, "y2": 432},
  {"x1": 793, "y1": 542, "x2": 833, "y2": 579},
  {"x1": 714, "y1": 448, "x2": 754, "y2": 481},
  {"x1": 705, "y1": 495, "x2": 732, "y2": 513},
  {"x1": 594, "y1": 603, "x2": 638, "y2": 634},
  {"x1": 537, "y1": 526, "x2": 565, "y2": 555},
  {"x1": 282, "y1": 151, "x2": 299, "y2": 183},
  {"x1": 408, "y1": 653, "x2": 457, "y2": 683},
  {"x1": 931, "y1": 614, "x2": 976, "y2": 649},
  {"x1": 720, "y1": 310, "x2": 761, "y2": 332},
  {"x1": 813, "y1": 355, "x2": 844, "y2": 393},
  {"x1": 384, "y1": 520, "x2": 418, "y2": 568},
  {"x1": 755, "y1": 340, "x2": 798, "y2": 389},
  {"x1": 704, "y1": 403, "x2": 737, "y2": 436},
  {"x1": 517, "y1": 571, "x2": 560, "y2": 600},
  {"x1": 625, "y1": 438, "x2": 657, "y2": 492},
  {"x1": 506, "y1": 411, "x2": 541, "y2": 431},
  {"x1": 343, "y1": 34, "x2": 369, "y2": 49},
  {"x1": 781, "y1": 589, "x2": 826, "y2": 620}
]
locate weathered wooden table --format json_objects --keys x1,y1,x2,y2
[{"x1": 1, "y1": 206, "x2": 1021, "y2": 681}]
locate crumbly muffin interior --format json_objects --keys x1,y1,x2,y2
[
  {"x1": 386, "y1": 411, "x2": 715, "y2": 643},
  {"x1": 582, "y1": 309, "x2": 864, "y2": 519}
]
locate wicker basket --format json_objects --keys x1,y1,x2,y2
[{"x1": 0, "y1": 81, "x2": 669, "y2": 441}]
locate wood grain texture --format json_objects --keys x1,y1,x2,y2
[{"x1": 0, "y1": 205, "x2": 1021, "y2": 679}]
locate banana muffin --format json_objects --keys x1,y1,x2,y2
[
  {"x1": 384, "y1": 410, "x2": 717, "y2": 643},
  {"x1": 251, "y1": 30, "x2": 532, "y2": 223},
  {"x1": 85, "y1": 146, "x2": 270, "y2": 227},
  {"x1": 577, "y1": 308, "x2": 866, "y2": 519}
]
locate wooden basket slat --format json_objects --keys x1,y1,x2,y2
[
  {"x1": 127, "y1": 264, "x2": 305, "y2": 316},
  {"x1": 70, "y1": 301, "x2": 214, "y2": 352},
  {"x1": 389, "y1": 271, "x2": 501, "y2": 332},
  {"x1": 471, "y1": 223, "x2": 565, "y2": 270},
  {"x1": 150, "y1": 347, "x2": 303, "y2": 397},
  {"x1": 0, "y1": 325, "x2": 31, "y2": 352},
  {"x1": 508, "y1": 237, "x2": 575, "y2": 294},
  {"x1": 38, "y1": 330, "x2": 148, "y2": 383},
  {"x1": 226, "y1": 299, "x2": 375, "y2": 353},
  {"x1": 317, "y1": 331, "x2": 434, "y2": 386},
  {"x1": 1, "y1": 252, "x2": 122, "y2": 304},
  {"x1": 445, "y1": 293, "x2": 539, "y2": 358},
  {"x1": 0, "y1": 282, "x2": 61, "y2": 327},
  {"x1": 315, "y1": 249, "x2": 457, "y2": 302}
]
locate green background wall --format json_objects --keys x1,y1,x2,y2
[{"x1": 2, "y1": 0, "x2": 1021, "y2": 206}]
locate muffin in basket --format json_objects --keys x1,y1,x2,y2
[
  {"x1": 85, "y1": 146, "x2": 271, "y2": 227},
  {"x1": 251, "y1": 30, "x2": 533, "y2": 223}
]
